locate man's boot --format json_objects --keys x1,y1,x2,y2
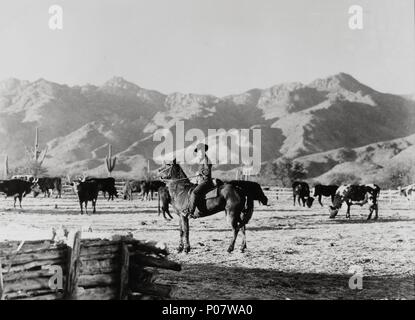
[{"x1": 182, "y1": 192, "x2": 197, "y2": 218}]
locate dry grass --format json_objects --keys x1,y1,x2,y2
[{"x1": 0, "y1": 194, "x2": 414, "y2": 300}]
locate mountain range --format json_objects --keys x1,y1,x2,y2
[{"x1": 1, "y1": 73, "x2": 414, "y2": 183}]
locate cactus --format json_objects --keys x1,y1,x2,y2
[
  {"x1": 105, "y1": 144, "x2": 117, "y2": 176},
  {"x1": 4, "y1": 155, "x2": 8, "y2": 179},
  {"x1": 24, "y1": 127, "x2": 48, "y2": 177}
]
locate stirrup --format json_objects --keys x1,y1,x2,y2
[{"x1": 181, "y1": 208, "x2": 192, "y2": 217}]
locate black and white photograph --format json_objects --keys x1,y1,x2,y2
[{"x1": 0, "y1": 0, "x2": 414, "y2": 308}]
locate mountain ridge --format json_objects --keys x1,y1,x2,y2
[{"x1": 1, "y1": 73, "x2": 414, "y2": 180}]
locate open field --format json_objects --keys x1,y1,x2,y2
[{"x1": 0, "y1": 190, "x2": 414, "y2": 300}]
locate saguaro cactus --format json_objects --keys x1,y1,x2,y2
[
  {"x1": 4, "y1": 155, "x2": 8, "y2": 179},
  {"x1": 106, "y1": 144, "x2": 117, "y2": 176},
  {"x1": 25, "y1": 127, "x2": 48, "y2": 177}
]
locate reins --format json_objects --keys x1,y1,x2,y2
[{"x1": 160, "y1": 175, "x2": 199, "y2": 182}]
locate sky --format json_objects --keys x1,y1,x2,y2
[{"x1": 0, "y1": 0, "x2": 414, "y2": 96}]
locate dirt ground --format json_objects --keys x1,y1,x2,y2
[{"x1": 0, "y1": 193, "x2": 414, "y2": 300}]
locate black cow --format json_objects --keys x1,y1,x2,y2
[
  {"x1": 85, "y1": 177, "x2": 118, "y2": 201},
  {"x1": 123, "y1": 180, "x2": 142, "y2": 200},
  {"x1": 33, "y1": 177, "x2": 62, "y2": 198},
  {"x1": 228, "y1": 180, "x2": 268, "y2": 206},
  {"x1": 0, "y1": 179, "x2": 41, "y2": 208},
  {"x1": 71, "y1": 180, "x2": 99, "y2": 214},
  {"x1": 157, "y1": 186, "x2": 173, "y2": 220},
  {"x1": 292, "y1": 181, "x2": 314, "y2": 208},
  {"x1": 329, "y1": 184, "x2": 381, "y2": 220},
  {"x1": 141, "y1": 180, "x2": 166, "y2": 201},
  {"x1": 313, "y1": 184, "x2": 339, "y2": 207}
]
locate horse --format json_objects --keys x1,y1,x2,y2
[
  {"x1": 157, "y1": 186, "x2": 173, "y2": 220},
  {"x1": 158, "y1": 159, "x2": 253, "y2": 253}
]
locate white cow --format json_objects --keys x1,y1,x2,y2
[{"x1": 399, "y1": 184, "x2": 415, "y2": 201}]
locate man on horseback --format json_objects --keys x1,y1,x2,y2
[{"x1": 182, "y1": 143, "x2": 214, "y2": 218}]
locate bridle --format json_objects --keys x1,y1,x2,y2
[{"x1": 158, "y1": 163, "x2": 198, "y2": 182}]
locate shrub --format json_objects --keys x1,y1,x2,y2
[
  {"x1": 327, "y1": 172, "x2": 361, "y2": 185},
  {"x1": 337, "y1": 147, "x2": 357, "y2": 162}
]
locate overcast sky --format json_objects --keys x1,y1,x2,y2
[{"x1": 0, "y1": 0, "x2": 413, "y2": 95}]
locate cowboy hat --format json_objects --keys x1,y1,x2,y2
[{"x1": 194, "y1": 143, "x2": 208, "y2": 153}]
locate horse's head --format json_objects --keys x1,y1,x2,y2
[{"x1": 158, "y1": 159, "x2": 187, "y2": 181}]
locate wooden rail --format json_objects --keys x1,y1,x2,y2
[{"x1": 0, "y1": 234, "x2": 181, "y2": 300}]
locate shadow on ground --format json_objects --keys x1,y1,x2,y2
[{"x1": 161, "y1": 263, "x2": 415, "y2": 300}]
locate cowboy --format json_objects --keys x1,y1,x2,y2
[{"x1": 182, "y1": 143, "x2": 214, "y2": 218}]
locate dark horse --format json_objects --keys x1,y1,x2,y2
[{"x1": 158, "y1": 159, "x2": 253, "y2": 253}]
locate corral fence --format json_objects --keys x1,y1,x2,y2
[
  {"x1": 263, "y1": 187, "x2": 408, "y2": 205},
  {"x1": 0, "y1": 232, "x2": 181, "y2": 300},
  {"x1": 60, "y1": 181, "x2": 409, "y2": 205}
]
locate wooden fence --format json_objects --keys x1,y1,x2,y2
[
  {"x1": 60, "y1": 181, "x2": 409, "y2": 205},
  {"x1": 0, "y1": 233, "x2": 181, "y2": 300},
  {"x1": 264, "y1": 187, "x2": 408, "y2": 205}
]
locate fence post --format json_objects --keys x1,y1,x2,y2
[
  {"x1": 65, "y1": 231, "x2": 82, "y2": 300},
  {"x1": 0, "y1": 258, "x2": 4, "y2": 300},
  {"x1": 119, "y1": 243, "x2": 130, "y2": 300}
]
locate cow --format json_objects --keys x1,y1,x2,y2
[
  {"x1": 0, "y1": 179, "x2": 41, "y2": 208},
  {"x1": 399, "y1": 184, "x2": 415, "y2": 201},
  {"x1": 141, "y1": 180, "x2": 166, "y2": 201},
  {"x1": 11, "y1": 175, "x2": 34, "y2": 182},
  {"x1": 70, "y1": 179, "x2": 99, "y2": 214},
  {"x1": 157, "y1": 186, "x2": 173, "y2": 220},
  {"x1": 292, "y1": 181, "x2": 314, "y2": 208},
  {"x1": 32, "y1": 177, "x2": 62, "y2": 198},
  {"x1": 329, "y1": 184, "x2": 381, "y2": 220},
  {"x1": 84, "y1": 177, "x2": 118, "y2": 201},
  {"x1": 313, "y1": 184, "x2": 339, "y2": 207},
  {"x1": 227, "y1": 180, "x2": 268, "y2": 206},
  {"x1": 123, "y1": 180, "x2": 142, "y2": 200}
]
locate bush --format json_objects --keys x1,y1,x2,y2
[
  {"x1": 337, "y1": 148, "x2": 357, "y2": 162},
  {"x1": 327, "y1": 172, "x2": 361, "y2": 185}
]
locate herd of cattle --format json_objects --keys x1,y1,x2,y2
[{"x1": 0, "y1": 174, "x2": 414, "y2": 220}]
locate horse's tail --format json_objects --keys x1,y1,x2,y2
[
  {"x1": 239, "y1": 196, "x2": 254, "y2": 228},
  {"x1": 158, "y1": 189, "x2": 161, "y2": 215}
]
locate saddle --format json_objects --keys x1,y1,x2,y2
[{"x1": 204, "y1": 178, "x2": 224, "y2": 199}]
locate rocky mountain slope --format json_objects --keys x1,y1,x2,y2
[{"x1": 1, "y1": 73, "x2": 414, "y2": 179}]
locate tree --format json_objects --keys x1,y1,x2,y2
[
  {"x1": 24, "y1": 160, "x2": 49, "y2": 177},
  {"x1": 381, "y1": 161, "x2": 415, "y2": 189},
  {"x1": 260, "y1": 158, "x2": 307, "y2": 187}
]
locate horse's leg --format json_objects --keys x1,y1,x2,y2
[
  {"x1": 367, "y1": 206, "x2": 373, "y2": 220},
  {"x1": 346, "y1": 201, "x2": 351, "y2": 219},
  {"x1": 166, "y1": 207, "x2": 173, "y2": 220},
  {"x1": 319, "y1": 195, "x2": 323, "y2": 207},
  {"x1": 183, "y1": 217, "x2": 191, "y2": 253},
  {"x1": 293, "y1": 194, "x2": 296, "y2": 206},
  {"x1": 227, "y1": 211, "x2": 240, "y2": 253},
  {"x1": 177, "y1": 215, "x2": 184, "y2": 253},
  {"x1": 240, "y1": 225, "x2": 247, "y2": 253}
]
